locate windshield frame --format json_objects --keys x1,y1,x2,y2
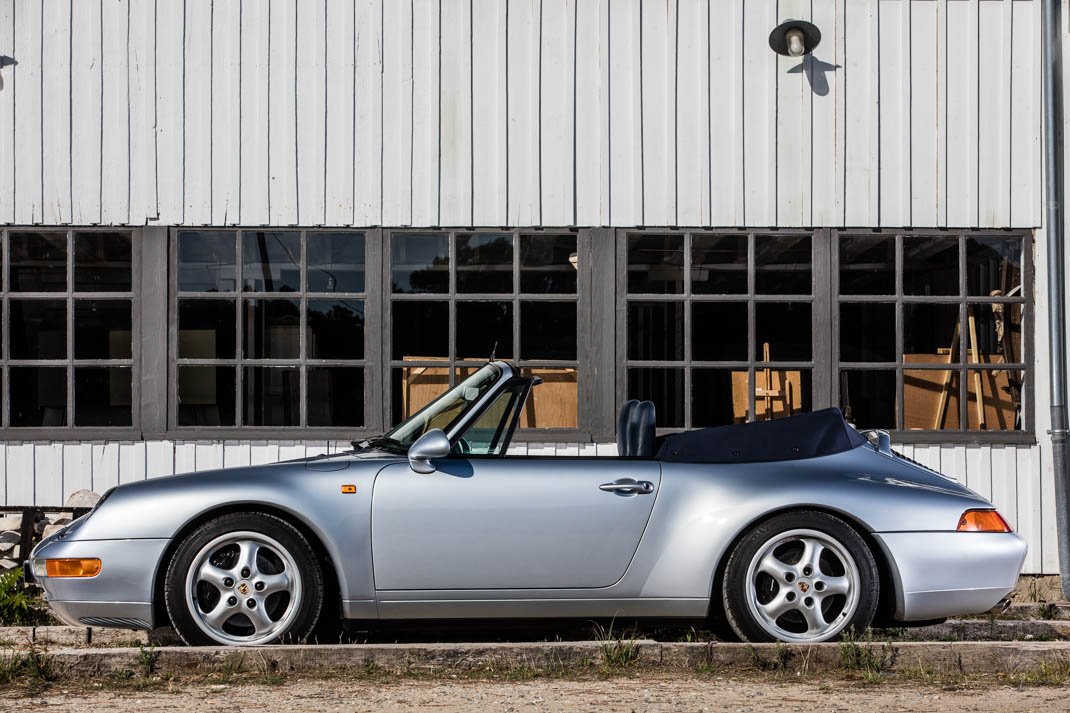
[{"x1": 381, "y1": 363, "x2": 507, "y2": 448}]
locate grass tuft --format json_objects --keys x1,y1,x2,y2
[{"x1": 591, "y1": 620, "x2": 640, "y2": 671}]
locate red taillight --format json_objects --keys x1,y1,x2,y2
[{"x1": 957, "y1": 509, "x2": 1012, "y2": 533}]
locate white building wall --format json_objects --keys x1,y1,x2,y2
[
  {"x1": 0, "y1": 0, "x2": 1060, "y2": 573},
  {"x1": 0, "y1": 0, "x2": 1044, "y2": 229}
]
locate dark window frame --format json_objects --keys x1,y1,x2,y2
[
  {"x1": 616, "y1": 228, "x2": 831, "y2": 431},
  {"x1": 616, "y1": 227, "x2": 1034, "y2": 444},
  {"x1": 166, "y1": 227, "x2": 384, "y2": 439},
  {"x1": 0, "y1": 227, "x2": 142, "y2": 439},
  {"x1": 831, "y1": 229, "x2": 1034, "y2": 443},
  {"x1": 383, "y1": 228, "x2": 590, "y2": 442}
]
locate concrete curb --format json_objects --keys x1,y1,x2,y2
[{"x1": 24, "y1": 640, "x2": 1070, "y2": 680}]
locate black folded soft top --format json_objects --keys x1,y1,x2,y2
[{"x1": 656, "y1": 407, "x2": 869, "y2": 464}]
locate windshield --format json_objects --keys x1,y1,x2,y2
[{"x1": 383, "y1": 364, "x2": 502, "y2": 447}]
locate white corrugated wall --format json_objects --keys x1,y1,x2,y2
[
  {"x1": 0, "y1": 0, "x2": 1059, "y2": 574},
  {"x1": 0, "y1": 0, "x2": 1044, "y2": 228}
]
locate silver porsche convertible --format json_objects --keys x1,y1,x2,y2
[{"x1": 28, "y1": 361, "x2": 1026, "y2": 646}]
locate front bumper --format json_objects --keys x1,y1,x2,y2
[
  {"x1": 30, "y1": 537, "x2": 170, "y2": 630},
  {"x1": 874, "y1": 531, "x2": 1028, "y2": 621}
]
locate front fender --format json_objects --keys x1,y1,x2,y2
[{"x1": 61, "y1": 460, "x2": 394, "y2": 608}]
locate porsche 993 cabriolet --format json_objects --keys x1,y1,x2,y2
[{"x1": 27, "y1": 361, "x2": 1026, "y2": 645}]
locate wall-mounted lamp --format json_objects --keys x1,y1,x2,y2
[{"x1": 768, "y1": 20, "x2": 821, "y2": 57}]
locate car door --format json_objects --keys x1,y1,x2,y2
[{"x1": 371, "y1": 456, "x2": 662, "y2": 590}]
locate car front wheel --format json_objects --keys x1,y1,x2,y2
[
  {"x1": 164, "y1": 513, "x2": 324, "y2": 646},
  {"x1": 721, "y1": 511, "x2": 879, "y2": 643}
]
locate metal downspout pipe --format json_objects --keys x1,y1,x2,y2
[{"x1": 1042, "y1": 0, "x2": 1070, "y2": 600}]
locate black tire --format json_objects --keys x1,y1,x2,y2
[
  {"x1": 721, "y1": 511, "x2": 879, "y2": 643},
  {"x1": 164, "y1": 512, "x2": 325, "y2": 646}
]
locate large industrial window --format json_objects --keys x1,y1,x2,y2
[
  {"x1": 620, "y1": 231, "x2": 821, "y2": 429},
  {"x1": 388, "y1": 231, "x2": 581, "y2": 431},
  {"x1": 172, "y1": 230, "x2": 368, "y2": 431},
  {"x1": 835, "y1": 232, "x2": 1029, "y2": 434},
  {"x1": 621, "y1": 229, "x2": 1030, "y2": 440},
  {"x1": 0, "y1": 229, "x2": 138, "y2": 433}
]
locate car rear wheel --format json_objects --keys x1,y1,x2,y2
[
  {"x1": 721, "y1": 511, "x2": 879, "y2": 643},
  {"x1": 164, "y1": 513, "x2": 324, "y2": 646}
]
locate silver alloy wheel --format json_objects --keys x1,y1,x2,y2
[
  {"x1": 743, "y1": 528, "x2": 861, "y2": 643},
  {"x1": 184, "y1": 530, "x2": 303, "y2": 646}
]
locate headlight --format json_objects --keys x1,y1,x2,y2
[{"x1": 31, "y1": 559, "x2": 47, "y2": 578}]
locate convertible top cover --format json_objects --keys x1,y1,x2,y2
[{"x1": 656, "y1": 408, "x2": 869, "y2": 464}]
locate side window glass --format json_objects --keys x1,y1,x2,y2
[{"x1": 455, "y1": 385, "x2": 526, "y2": 456}]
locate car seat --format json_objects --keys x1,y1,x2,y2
[{"x1": 617, "y1": 399, "x2": 657, "y2": 457}]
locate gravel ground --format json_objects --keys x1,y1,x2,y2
[{"x1": 6, "y1": 676, "x2": 1070, "y2": 712}]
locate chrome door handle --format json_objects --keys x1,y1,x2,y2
[{"x1": 599, "y1": 479, "x2": 655, "y2": 495}]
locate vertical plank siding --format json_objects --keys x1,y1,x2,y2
[
  {"x1": 0, "y1": 0, "x2": 1053, "y2": 573},
  {"x1": 0, "y1": 0, "x2": 1041, "y2": 229}
]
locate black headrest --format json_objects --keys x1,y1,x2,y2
[{"x1": 618, "y1": 399, "x2": 656, "y2": 457}]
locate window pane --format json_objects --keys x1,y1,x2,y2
[
  {"x1": 178, "y1": 366, "x2": 236, "y2": 426},
  {"x1": 692, "y1": 369, "x2": 748, "y2": 427},
  {"x1": 307, "y1": 299, "x2": 365, "y2": 360},
  {"x1": 628, "y1": 302, "x2": 684, "y2": 361},
  {"x1": 839, "y1": 370, "x2": 896, "y2": 429},
  {"x1": 456, "y1": 234, "x2": 513, "y2": 293},
  {"x1": 392, "y1": 366, "x2": 451, "y2": 422},
  {"x1": 178, "y1": 231, "x2": 236, "y2": 292},
  {"x1": 392, "y1": 233, "x2": 449, "y2": 293},
  {"x1": 242, "y1": 231, "x2": 301, "y2": 292},
  {"x1": 691, "y1": 234, "x2": 747, "y2": 294},
  {"x1": 520, "y1": 235, "x2": 577, "y2": 293},
  {"x1": 754, "y1": 368, "x2": 812, "y2": 421},
  {"x1": 839, "y1": 236, "x2": 894, "y2": 295},
  {"x1": 520, "y1": 302, "x2": 577, "y2": 360},
  {"x1": 628, "y1": 367, "x2": 684, "y2": 428},
  {"x1": 458, "y1": 385, "x2": 525, "y2": 455},
  {"x1": 967, "y1": 236, "x2": 1023, "y2": 297},
  {"x1": 967, "y1": 368, "x2": 1023, "y2": 430},
  {"x1": 839, "y1": 303, "x2": 895, "y2": 362},
  {"x1": 74, "y1": 300, "x2": 133, "y2": 359},
  {"x1": 904, "y1": 304, "x2": 960, "y2": 360},
  {"x1": 392, "y1": 301, "x2": 449, "y2": 359},
  {"x1": 520, "y1": 367, "x2": 578, "y2": 428},
  {"x1": 178, "y1": 299, "x2": 236, "y2": 358},
  {"x1": 692, "y1": 302, "x2": 747, "y2": 361},
  {"x1": 243, "y1": 366, "x2": 300, "y2": 426},
  {"x1": 74, "y1": 232, "x2": 132, "y2": 292},
  {"x1": 10, "y1": 366, "x2": 66, "y2": 427},
  {"x1": 904, "y1": 368, "x2": 961, "y2": 430},
  {"x1": 755, "y1": 303, "x2": 811, "y2": 361},
  {"x1": 970, "y1": 303, "x2": 1023, "y2": 364},
  {"x1": 10, "y1": 300, "x2": 67, "y2": 359},
  {"x1": 74, "y1": 367, "x2": 132, "y2": 427},
  {"x1": 9, "y1": 232, "x2": 67, "y2": 292},
  {"x1": 904, "y1": 236, "x2": 959, "y2": 295},
  {"x1": 457, "y1": 301, "x2": 513, "y2": 360},
  {"x1": 308, "y1": 367, "x2": 364, "y2": 427},
  {"x1": 756, "y1": 236, "x2": 811, "y2": 294},
  {"x1": 627, "y1": 235, "x2": 684, "y2": 294},
  {"x1": 243, "y1": 298, "x2": 301, "y2": 359},
  {"x1": 307, "y1": 232, "x2": 365, "y2": 292}
]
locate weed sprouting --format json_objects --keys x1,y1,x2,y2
[{"x1": 591, "y1": 619, "x2": 640, "y2": 671}]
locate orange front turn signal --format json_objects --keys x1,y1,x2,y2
[
  {"x1": 45, "y1": 558, "x2": 102, "y2": 578},
  {"x1": 957, "y1": 509, "x2": 1012, "y2": 533}
]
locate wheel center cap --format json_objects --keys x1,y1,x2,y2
[
  {"x1": 797, "y1": 580, "x2": 810, "y2": 593},
  {"x1": 236, "y1": 581, "x2": 251, "y2": 596}
]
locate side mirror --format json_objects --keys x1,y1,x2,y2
[{"x1": 408, "y1": 429, "x2": 451, "y2": 473}]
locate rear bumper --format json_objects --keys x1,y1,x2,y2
[
  {"x1": 874, "y1": 531, "x2": 1027, "y2": 621},
  {"x1": 29, "y1": 536, "x2": 169, "y2": 630}
]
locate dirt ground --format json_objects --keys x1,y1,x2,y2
[{"x1": 6, "y1": 676, "x2": 1070, "y2": 713}]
